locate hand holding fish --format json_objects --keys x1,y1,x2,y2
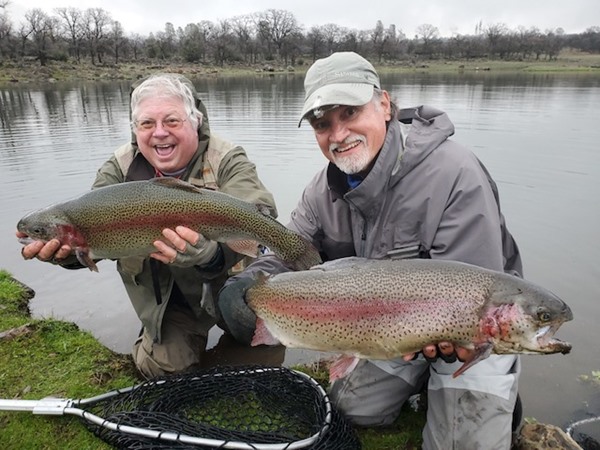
[
  {"x1": 403, "y1": 343, "x2": 474, "y2": 363},
  {"x1": 150, "y1": 226, "x2": 219, "y2": 268},
  {"x1": 17, "y1": 231, "x2": 73, "y2": 263}
]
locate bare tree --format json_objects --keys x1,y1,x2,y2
[
  {"x1": 24, "y1": 8, "x2": 55, "y2": 65},
  {"x1": 370, "y1": 20, "x2": 385, "y2": 62},
  {"x1": 153, "y1": 22, "x2": 177, "y2": 59},
  {"x1": 179, "y1": 23, "x2": 203, "y2": 63},
  {"x1": 306, "y1": 26, "x2": 325, "y2": 62},
  {"x1": 231, "y1": 14, "x2": 257, "y2": 63},
  {"x1": 338, "y1": 28, "x2": 369, "y2": 54},
  {"x1": 82, "y1": 7, "x2": 111, "y2": 65},
  {"x1": 415, "y1": 23, "x2": 439, "y2": 58},
  {"x1": 542, "y1": 28, "x2": 565, "y2": 60},
  {"x1": 110, "y1": 20, "x2": 125, "y2": 63},
  {"x1": 385, "y1": 24, "x2": 406, "y2": 59},
  {"x1": 255, "y1": 9, "x2": 299, "y2": 60},
  {"x1": 0, "y1": 7, "x2": 13, "y2": 60},
  {"x1": 129, "y1": 32, "x2": 145, "y2": 60},
  {"x1": 576, "y1": 26, "x2": 600, "y2": 53},
  {"x1": 212, "y1": 19, "x2": 235, "y2": 66},
  {"x1": 484, "y1": 22, "x2": 508, "y2": 58},
  {"x1": 55, "y1": 7, "x2": 84, "y2": 63},
  {"x1": 320, "y1": 23, "x2": 345, "y2": 55},
  {"x1": 197, "y1": 20, "x2": 214, "y2": 63}
]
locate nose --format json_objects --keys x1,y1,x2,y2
[
  {"x1": 152, "y1": 121, "x2": 170, "y2": 137},
  {"x1": 328, "y1": 120, "x2": 349, "y2": 144}
]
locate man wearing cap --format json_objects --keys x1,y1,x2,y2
[{"x1": 218, "y1": 52, "x2": 523, "y2": 449}]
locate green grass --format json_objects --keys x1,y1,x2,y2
[
  {"x1": 0, "y1": 270, "x2": 426, "y2": 449},
  {"x1": 0, "y1": 270, "x2": 140, "y2": 449}
]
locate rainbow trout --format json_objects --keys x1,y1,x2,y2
[
  {"x1": 246, "y1": 257, "x2": 573, "y2": 380},
  {"x1": 17, "y1": 177, "x2": 322, "y2": 272}
]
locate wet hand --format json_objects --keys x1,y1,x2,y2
[
  {"x1": 151, "y1": 226, "x2": 218, "y2": 267},
  {"x1": 17, "y1": 231, "x2": 72, "y2": 262}
]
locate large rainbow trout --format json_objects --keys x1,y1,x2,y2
[
  {"x1": 246, "y1": 257, "x2": 573, "y2": 380},
  {"x1": 17, "y1": 177, "x2": 322, "y2": 272}
]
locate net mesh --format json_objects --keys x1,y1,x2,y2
[{"x1": 81, "y1": 365, "x2": 361, "y2": 449}]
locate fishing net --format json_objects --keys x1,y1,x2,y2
[{"x1": 80, "y1": 365, "x2": 361, "y2": 449}]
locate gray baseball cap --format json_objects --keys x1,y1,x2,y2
[{"x1": 299, "y1": 52, "x2": 380, "y2": 126}]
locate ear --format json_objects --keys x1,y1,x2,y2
[{"x1": 380, "y1": 90, "x2": 392, "y2": 121}]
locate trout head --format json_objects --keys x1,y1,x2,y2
[
  {"x1": 480, "y1": 275, "x2": 573, "y2": 356},
  {"x1": 17, "y1": 207, "x2": 96, "y2": 270},
  {"x1": 18, "y1": 207, "x2": 79, "y2": 244},
  {"x1": 453, "y1": 275, "x2": 573, "y2": 378}
]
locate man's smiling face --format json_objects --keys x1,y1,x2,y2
[
  {"x1": 133, "y1": 96, "x2": 198, "y2": 174},
  {"x1": 309, "y1": 91, "x2": 391, "y2": 175}
]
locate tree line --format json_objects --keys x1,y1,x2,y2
[{"x1": 1, "y1": 3, "x2": 599, "y2": 68}]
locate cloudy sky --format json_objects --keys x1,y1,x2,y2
[{"x1": 5, "y1": 0, "x2": 600, "y2": 37}]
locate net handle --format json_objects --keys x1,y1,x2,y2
[{"x1": 0, "y1": 398, "x2": 72, "y2": 414}]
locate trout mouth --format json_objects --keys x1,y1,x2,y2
[
  {"x1": 18, "y1": 237, "x2": 36, "y2": 245},
  {"x1": 534, "y1": 323, "x2": 572, "y2": 354}
]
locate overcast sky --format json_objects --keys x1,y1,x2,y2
[{"x1": 5, "y1": 0, "x2": 600, "y2": 37}]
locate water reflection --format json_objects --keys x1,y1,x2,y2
[{"x1": 1, "y1": 72, "x2": 599, "y2": 434}]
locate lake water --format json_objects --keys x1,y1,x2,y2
[{"x1": 1, "y1": 71, "x2": 599, "y2": 435}]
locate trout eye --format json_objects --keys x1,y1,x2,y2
[{"x1": 537, "y1": 310, "x2": 552, "y2": 322}]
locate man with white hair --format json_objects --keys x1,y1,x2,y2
[{"x1": 219, "y1": 52, "x2": 523, "y2": 449}]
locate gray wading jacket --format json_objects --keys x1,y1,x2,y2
[{"x1": 234, "y1": 105, "x2": 522, "y2": 279}]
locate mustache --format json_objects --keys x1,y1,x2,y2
[{"x1": 329, "y1": 135, "x2": 366, "y2": 153}]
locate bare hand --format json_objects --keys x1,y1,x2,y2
[
  {"x1": 17, "y1": 231, "x2": 72, "y2": 262},
  {"x1": 402, "y1": 342, "x2": 474, "y2": 363}
]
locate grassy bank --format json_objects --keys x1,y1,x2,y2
[
  {"x1": 1, "y1": 50, "x2": 599, "y2": 85},
  {"x1": 0, "y1": 269, "x2": 140, "y2": 449},
  {"x1": 0, "y1": 270, "x2": 425, "y2": 449}
]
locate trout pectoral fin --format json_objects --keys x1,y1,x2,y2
[
  {"x1": 75, "y1": 248, "x2": 98, "y2": 272},
  {"x1": 452, "y1": 342, "x2": 493, "y2": 378},
  {"x1": 250, "y1": 318, "x2": 280, "y2": 347},
  {"x1": 329, "y1": 355, "x2": 360, "y2": 383}
]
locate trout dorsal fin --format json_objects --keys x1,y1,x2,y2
[{"x1": 149, "y1": 177, "x2": 203, "y2": 194}]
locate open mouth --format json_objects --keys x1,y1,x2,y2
[
  {"x1": 535, "y1": 324, "x2": 572, "y2": 354},
  {"x1": 155, "y1": 144, "x2": 175, "y2": 156}
]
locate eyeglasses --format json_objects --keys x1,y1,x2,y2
[{"x1": 132, "y1": 116, "x2": 188, "y2": 131}]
